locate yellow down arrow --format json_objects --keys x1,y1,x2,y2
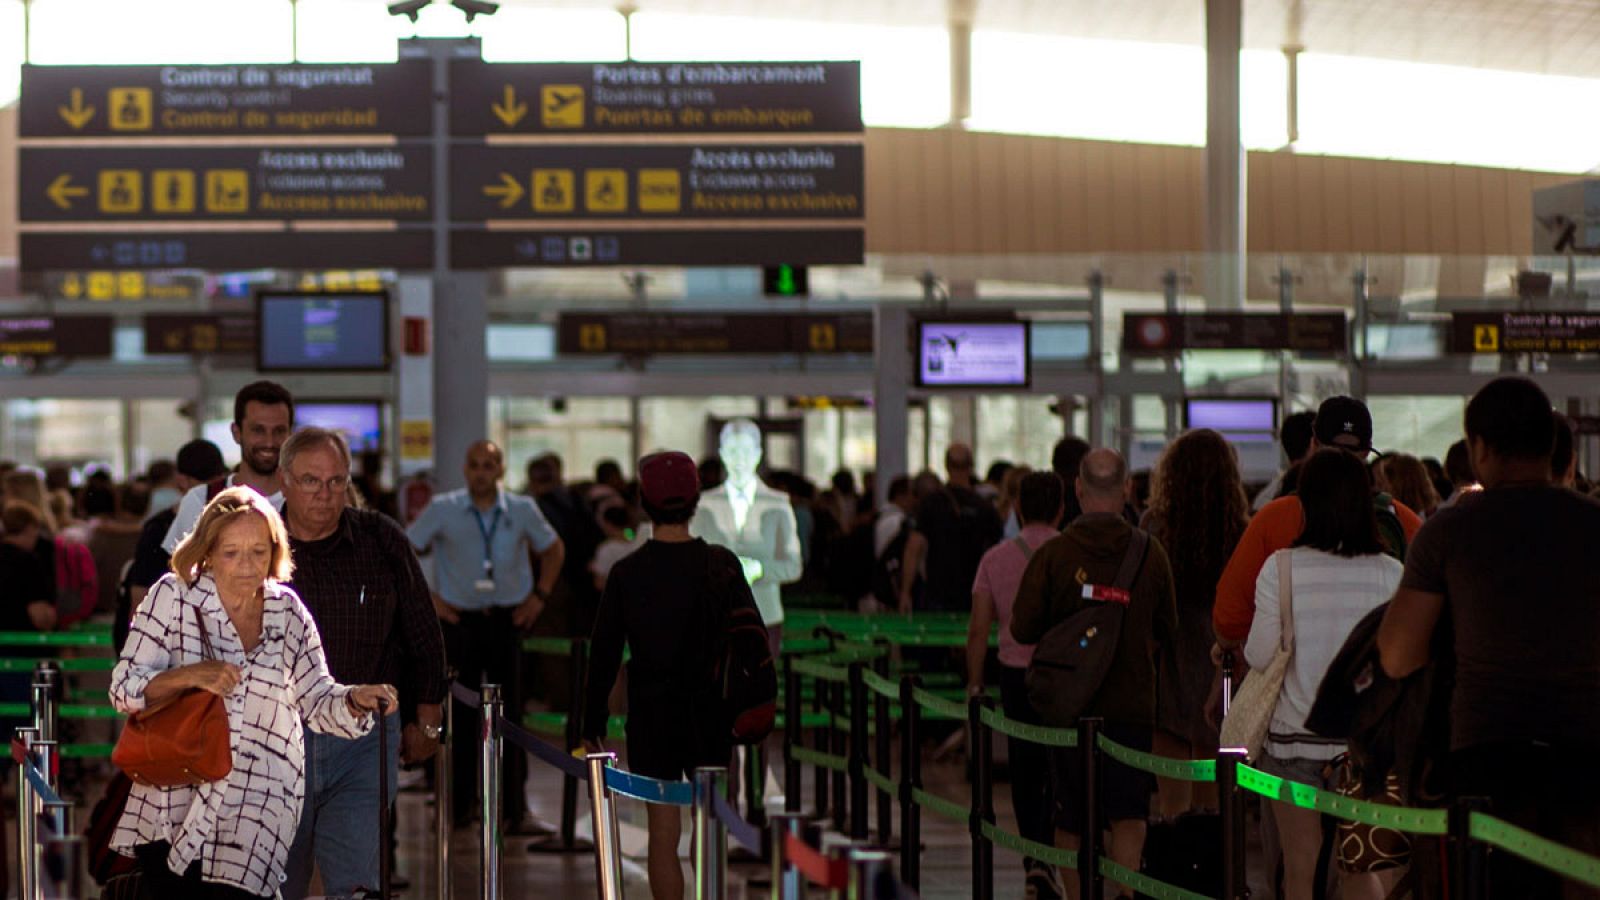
[
  {"x1": 58, "y1": 88, "x2": 96, "y2": 130},
  {"x1": 491, "y1": 84, "x2": 528, "y2": 128},
  {"x1": 483, "y1": 172, "x2": 524, "y2": 209},
  {"x1": 47, "y1": 174, "x2": 89, "y2": 210}
]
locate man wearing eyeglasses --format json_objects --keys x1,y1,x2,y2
[{"x1": 276, "y1": 426, "x2": 447, "y2": 900}]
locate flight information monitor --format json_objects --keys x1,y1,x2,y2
[
  {"x1": 295, "y1": 401, "x2": 383, "y2": 453},
  {"x1": 257, "y1": 291, "x2": 389, "y2": 372},
  {"x1": 1184, "y1": 397, "x2": 1278, "y2": 441},
  {"x1": 915, "y1": 319, "x2": 1030, "y2": 388}
]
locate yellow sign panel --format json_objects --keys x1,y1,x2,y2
[
  {"x1": 540, "y1": 85, "x2": 584, "y2": 128},
  {"x1": 205, "y1": 170, "x2": 250, "y2": 214},
  {"x1": 808, "y1": 323, "x2": 837, "y2": 352},
  {"x1": 87, "y1": 271, "x2": 116, "y2": 301},
  {"x1": 118, "y1": 271, "x2": 146, "y2": 301},
  {"x1": 533, "y1": 169, "x2": 575, "y2": 213},
  {"x1": 108, "y1": 87, "x2": 153, "y2": 131},
  {"x1": 637, "y1": 169, "x2": 681, "y2": 213},
  {"x1": 578, "y1": 324, "x2": 607, "y2": 351},
  {"x1": 584, "y1": 169, "x2": 627, "y2": 213},
  {"x1": 1473, "y1": 324, "x2": 1500, "y2": 353},
  {"x1": 151, "y1": 170, "x2": 196, "y2": 214},
  {"x1": 98, "y1": 170, "x2": 143, "y2": 214},
  {"x1": 400, "y1": 420, "x2": 434, "y2": 462}
]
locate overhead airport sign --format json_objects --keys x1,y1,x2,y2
[
  {"x1": 1451, "y1": 311, "x2": 1600, "y2": 354},
  {"x1": 1122, "y1": 313, "x2": 1348, "y2": 354},
  {"x1": 451, "y1": 143, "x2": 863, "y2": 221},
  {"x1": 43, "y1": 270, "x2": 205, "y2": 303},
  {"x1": 450, "y1": 61, "x2": 861, "y2": 135},
  {"x1": 0, "y1": 316, "x2": 115, "y2": 358},
  {"x1": 19, "y1": 62, "x2": 432, "y2": 138},
  {"x1": 144, "y1": 314, "x2": 256, "y2": 355},
  {"x1": 19, "y1": 231, "x2": 435, "y2": 273},
  {"x1": 20, "y1": 146, "x2": 434, "y2": 223},
  {"x1": 557, "y1": 311, "x2": 872, "y2": 355},
  {"x1": 450, "y1": 228, "x2": 864, "y2": 268}
]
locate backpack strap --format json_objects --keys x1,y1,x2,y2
[
  {"x1": 1112, "y1": 528, "x2": 1149, "y2": 592},
  {"x1": 1010, "y1": 534, "x2": 1036, "y2": 562},
  {"x1": 1277, "y1": 550, "x2": 1296, "y2": 653},
  {"x1": 204, "y1": 475, "x2": 229, "y2": 502}
]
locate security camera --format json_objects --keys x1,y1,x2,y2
[
  {"x1": 451, "y1": 0, "x2": 499, "y2": 22},
  {"x1": 387, "y1": 0, "x2": 431, "y2": 22}
]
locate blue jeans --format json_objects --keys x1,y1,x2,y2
[{"x1": 281, "y1": 713, "x2": 399, "y2": 900}]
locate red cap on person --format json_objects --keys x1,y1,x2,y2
[{"x1": 639, "y1": 451, "x2": 700, "y2": 509}]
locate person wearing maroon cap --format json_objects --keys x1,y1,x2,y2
[{"x1": 583, "y1": 451, "x2": 761, "y2": 900}]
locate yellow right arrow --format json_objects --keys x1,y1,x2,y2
[
  {"x1": 483, "y1": 172, "x2": 524, "y2": 209},
  {"x1": 47, "y1": 173, "x2": 89, "y2": 210},
  {"x1": 491, "y1": 84, "x2": 528, "y2": 128},
  {"x1": 58, "y1": 88, "x2": 96, "y2": 130}
]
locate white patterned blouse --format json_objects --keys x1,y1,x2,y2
[{"x1": 110, "y1": 572, "x2": 370, "y2": 898}]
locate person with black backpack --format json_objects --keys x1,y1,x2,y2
[
  {"x1": 898, "y1": 445, "x2": 1002, "y2": 614},
  {"x1": 583, "y1": 451, "x2": 773, "y2": 900},
  {"x1": 1011, "y1": 449, "x2": 1178, "y2": 900}
]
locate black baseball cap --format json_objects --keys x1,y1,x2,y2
[
  {"x1": 1313, "y1": 396, "x2": 1374, "y2": 453},
  {"x1": 175, "y1": 439, "x2": 228, "y2": 482}
]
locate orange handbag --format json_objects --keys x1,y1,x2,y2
[{"x1": 111, "y1": 601, "x2": 232, "y2": 787}]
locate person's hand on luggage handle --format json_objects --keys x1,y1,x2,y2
[
  {"x1": 187, "y1": 659, "x2": 243, "y2": 697},
  {"x1": 345, "y1": 684, "x2": 400, "y2": 717}
]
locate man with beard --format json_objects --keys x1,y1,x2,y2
[{"x1": 162, "y1": 381, "x2": 293, "y2": 552}]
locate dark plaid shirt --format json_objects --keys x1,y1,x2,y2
[{"x1": 285, "y1": 507, "x2": 447, "y2": 723}]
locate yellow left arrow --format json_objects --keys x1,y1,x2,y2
[
  {"x1": 58, "y1": 88, "x2": 96, "y2": 130},
  {"x1": 47, "y1": 174, "x2": 89, "y2": 211},
  {"x1": 483, "y1": 172, "x2": 524, "y2": 210}
]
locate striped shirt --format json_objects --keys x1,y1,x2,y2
[
  {"x1": 110, "y1": 574, "x2": 370, "y2": 898},
  {"x1": 1245, "y1": 547, "x2": 1402, "y2": 760}
]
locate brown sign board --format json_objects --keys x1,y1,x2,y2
[
  {"x1": 20, "y1": 230, "x2": 435, "y2": 273},
  {"x1": 1123, "y1": 313, "x2": 1348, "y2": 353},
  {"x1": 450, "y1": 143, "x2": 862, "y2": 222},
  {"x1": 143, "y1": 314, "x2": 256, "y2": 356},
  {"x1": 450, "y1": 60, "x2": 861, "y2": 136},
  {"x1": 42, "y1": 270, "x2": 205, "y2": 302},
  {"x1": 19, "y1": 62, "x2": 432, "y2": 138},
  {"x1": 450, "y1": 227, "x2": 863, "y2": 268},
  {"x1": 0, "y1": 316, "x2": 114, "y2": 358},
  {"x1": 1450, "y1": 311, "x2": 1600, "y2": 354},
  {"x1": 558, "y1": 312, "x2": 872, "y2": 355}
]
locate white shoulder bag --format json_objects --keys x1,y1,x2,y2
[{"x1": 1219, "y1": 550, "x2": 1296, "y2": 760}]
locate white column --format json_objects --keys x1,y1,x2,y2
[
  {"x1": 948, "y1": 0, "x2": 975, "y2": 127},
  {"x1": 1204, "y1": 0, "x2": 1245, "y2": 309},
  {"x1": 873, "y1": 304, "x2": 910, "y2": 504}
]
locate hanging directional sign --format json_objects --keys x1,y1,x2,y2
[
  {"x1": 20, "y1": 146, "x2": 434, "y2": 222},
  {"x1": 556, "y1": 311, "x2": 872, "y2": 355},
  {"x1": 450, "y1": 61, "x2": 862, "y2": 136},
  {"x1": 449, "y1": 227, "x2": 864, "y2": 268},
  {"x1": 43, "y1": 270, "x2": 206, "y2": 303},
  {"x1": 1450, "y1": 311, "x2": 1600, "y2": 354},
  {"x1": 450, "y1": 144, "x2": 863, "y2": 221},
  {"x1": 0, "y1": 316, "x2": 115, "y2": 358},
  {"x1": 19, "y1": 231, "x2": 435, "y2": 273},
  {"x1": 143, "y1": 314, "x2": 257, "y2": 355},
  {"x1": 19, "y1": 62, "x2": 433, "y2": 138}
]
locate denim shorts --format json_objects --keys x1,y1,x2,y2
[{"x1": 1257, "y1": 751, "x2": 1337, "y2": 790}]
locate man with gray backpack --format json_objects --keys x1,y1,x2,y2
[{"x1": 1011, "y1": 449, "x2": 1178, "y2": 900}]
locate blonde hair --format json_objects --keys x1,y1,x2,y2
[
  {"x1": 2, "y1": 470, "x2": 56, "y2": 534},
  {"x1": 170, "y1": 486, "x2": 294, "y2": 587}
]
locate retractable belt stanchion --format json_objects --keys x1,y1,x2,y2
[
  {"x1": 847, "y1": 847, "x2": 893, "y2": 900},
  {"x1": 871, "y1": 644, "x2": 893, "y2": 846},
  {"x1": 969, "y1": 694, "x2": 994, "y2": 900},
  {"x1": 1453, "y1": 796, "x2": 1492, "y2": 900},
  {"x1": 846, "y1": 662, "x2": 869, "y2": 841},
  {"x1": 897, "y1": 676, "x2": 922, "y2": 892},
  {"x1": 40, "y1": 805, "x2": 81, "y2": 900},
  {"x1": 783, "y1": 655, "x2": 802, "y2": 815},
  {"x1": 812, "y1": 670, "x2": 829, "y2": 819},
  {"x1": 32, "y1": 663, "x2": 59, "y2": 792},
  {"x1": 437, "y1": 669, "x2": 455, "y2": 900},
  {"x1": 1079, "y1": 717, "x2": 1104, "y2": 900},
  {"x1": 768, "y1": 812, "x2": 807, "y2": 900},
  {"x1": 15, "y1": 727, "x2": 38, "y2": 900},
  {"x1": 586, "y1": 752, "x2": 625, "y2": 900},
  {"x1": 829, "y1": 679, "x2": 847, "y2": 832},
  {"x1": 693, "y1": 766, "x2": 730, "y2": 900},
  {"x1": 479, "y1": 683, "x2": 503, "y2": 900},
  {"x1": 561, "y1": 640, "x2": 587, "y2": 849},
  {"x1": 1217, "y1": 747, "x2": 1248, "y2": 900}
]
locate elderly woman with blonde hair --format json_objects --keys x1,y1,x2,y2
[{"x1": 110, "y1": 487, "x2": 396, "y2": 899}]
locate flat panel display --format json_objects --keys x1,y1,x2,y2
[
  {"x1": 915, "y1": 320, "x2": 1030, "y2": 388},
  {"x1": 1184, "y1": 398, "x2": 1277, "y2": 439},
  {"x1": 296, "y1": 402, "x2": 383, "y2": 454},
  {"x1": 257, "y1": 291, "x2": 389, "y2": 372}
]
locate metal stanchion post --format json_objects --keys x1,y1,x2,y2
[
  {"x1": 31, "y1": 664, "x2": 59, "y2": 791},
  {"x1": 872, "y1": 645, "x2": 893, "y2": 845},
  {"x1": 821, "y1": 835, "x2": 854, "y2": 900},
  {"x1": 437, "y1": 669, "x2": 455, "y2": 900},
  {"x1": 586, "y1": 753, "x2": 625, "y2": 900},
  {"x1": 829, "y1": 680, "x2": 847, "y2": 831},
  {"x1": 41, "y1": 805, "x2": 81, "y2": 900},
  {"x1": 768, "y1": 812, "x2": 807, "y2": 900},
  {"x1": 846, "y1": 847, "x2": 893, "y2": 900},
  {"x1": 812, "y1": 672, "x2": 829, "y2": 820},
  {"x1": 693, "y1": 767, "x2": 729, "y2": 900},
  {"x1": 783, "y1": 655, "x2": 802, "y2": 814},
  {"x1": 561, "y1": 640, "x2": 586, "y2": 849},
  {"x1": 479, "y1": 683, "x2": 503, "y2": 900},
  {"x1": 15, "y1": 727, "x2": 38, "y2": 900},
  {"x1": 1079, "y1": 717, "x2": 1104, "y2": 900},
  {"x1": 969, "y1": 695, "x2": 994, "y2": 900},
  {"x1": 897, "y1": 676, "x2": 922, "y2": 892},
  {"x1": 1452, "y1": 796, "x2": 1491, "y2": 900},
  {"x1": 847, "y1": 662, "x2": 869, "y2": 841},
  {"x1": 1216, "y1": 748, "x2": 1248, "y2": 900}
]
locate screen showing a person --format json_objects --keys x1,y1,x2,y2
[
  {"x1": 296, "y1": 403, "x2": 383, "y2": 454},
  {"x1": 917, "y1": 321, "x2": 1029, "y2": 387},
  {"x1": 1185, "y1": 399, "x2": 1277, "y2": 441},
  {"x1": 258, "y1": 293, "x2": 388, "y2": 371}
]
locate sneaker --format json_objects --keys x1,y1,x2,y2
[{"x1": 1025, "y1": 861, "x2": 1064, "y2": 900}]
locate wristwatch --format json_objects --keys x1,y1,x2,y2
[{"x1": 420, "y1": 724, "x2": 442, "y2": 741}]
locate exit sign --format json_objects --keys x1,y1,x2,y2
[{"x1": 763, "y1": 264, "x2": 809, "y2": 298}]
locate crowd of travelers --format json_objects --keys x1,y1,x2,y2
[{"x1": 0, "y1": 374, "x2": 1595, "y2": 899}]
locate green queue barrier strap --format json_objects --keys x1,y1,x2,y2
[
  {"x1": 780, "y1": 638, "x2": 832, "y2": 655},
  {"x1": 520, "y1": 637, "x2": 577, "y2": 656},
  {"x1": 1095, "y1": 733, "x2": 1216, "y2": 783},
  {"x1": 0, "y1": 632, "x2": 112, "y2": 648},
  {"x1": 1235, "y1": 764, "x2": 1448, "y2": 836},
  {"x1": 981, "y1": 821, "x2": 1079, "y2": 870},
  {"x1": 61, "y1": 743, "x2": 115, "y2": 759},
  {"x1": 521, "y1": 711, "x2": 627, "y2": 741},
  {"x1": 0, "y1": 702, "x2": 119, "y2": 719},
  {"x1": 978, "y1": 706, "x2": 1078, "y2": 748},
  {"x1": 791, "y1": 745, "x2": 848, "y2": 774},
  {"x1": 910, "y1": 787, "x2": 968, "y2": 825},
  {"x1": 859, "y1": 669, "x2": 899, "y2": 701},
  {"x1": 864, "y1": 766, "x2": 896, "y2": 796},
  {"x1": 1470, "y1": 812, "x2": 1600, "y2": 890},
  {"x1": 0, "y1": 658, "x2": 116, "y2": 673},
  {"x1": 910, "y1": 687, "x2": 967, "y2": 722},
  {"x1": 1099, "y1": 857, "x2": 1215, "y2": 900},
  {"x1": 791, "y1": 658, "x2": 849, "y2": 683}
]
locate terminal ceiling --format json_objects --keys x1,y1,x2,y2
[{"x1": 511, "y1": 0, "x2": 1600, "y2": 79}]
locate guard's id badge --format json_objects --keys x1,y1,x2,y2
[{"x1": 476, "y1": 560, "x2": 495, "y2": 593}]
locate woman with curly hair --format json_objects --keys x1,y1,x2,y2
[
  {"x1": 1141, "y1": 429, "x2": 1251, "y2": 816},
  {"x1": 1377, "y1": 453, "x2": 1440, "y2": 519}
]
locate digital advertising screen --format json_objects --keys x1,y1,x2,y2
[
  {"x1": 1184, "y1": 398, "x2": 1278, "y2": 440},
  {"x1": 915, "y1": 320, "x2": 1030, "y2": 388},
  {"x1": 296, "y1": 402, "x2": 383, "y2": 454},
  {"x1": 257, "y1": 291, "x2": 389, "y2": 372}
]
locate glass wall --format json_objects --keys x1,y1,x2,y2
[
  {"x1": 0, "y1": 399, "x2": 125, "y2": 477},
  {"x1": 489, "y1": 396, "x2": 632, "y2": 489},
  {"x1": 130, "y1": 399, "x2": 194, "y2": 476},
  {"x1": 1366, "y1": 396, "x2": 1466, "y2": 460},
  {"x1": 639, "y1": 396, "x2": 759, "y2": 465}
]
